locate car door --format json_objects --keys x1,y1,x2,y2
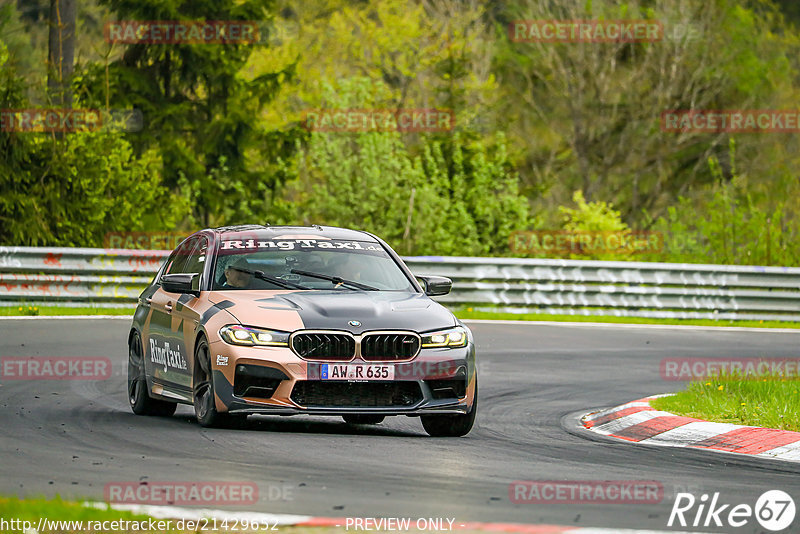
[
  {"x1": 147, "y1": 237, "x2": 198, "y2": 395},
  {"x1": 169, "y1": 236, "x2": 209, "y2": 391}
]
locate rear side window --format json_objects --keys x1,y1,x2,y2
[
  {"x1": 163, "y1": 237, "x2": 198, "y2": 276},
  {"x1": 183, "y1": 238, "x2": 208, "y2": 290}
]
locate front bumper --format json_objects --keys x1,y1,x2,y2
[{"x1": 207, "y1": 339, "x2": 477, "y2": 416}]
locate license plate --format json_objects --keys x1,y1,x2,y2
[{"x1": 320, "y1": 364, "x2": 394, "y2": 381}]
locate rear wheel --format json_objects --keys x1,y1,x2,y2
[
  {"x1": 342, "y1": 414, "x2": 385, "y2": 425},
  {"x1": 420, "y1": 378, "x2": 477, "y2": 437},
  {"x1": 128, "y1": 333, "x2": 177, "y2": 417},
  {"x1": 193, "y1": 338, "x2": 245, "y2": 428}
]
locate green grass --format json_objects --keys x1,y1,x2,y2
[
  {"x1": 1, "y1": 304, "x2": 797, "y2": 329},
  {"x1": 454, "y1": 308, "x2": 800, "y2": 329},
  {"x1": 0, "y1": 306, "x2": 134, "y2": 316},
  {"x1": 0, "y1": 496, "x2": 183, "y2": 533},
  {"x1": 651, "y1": 378, "x2": 800, "y2": 431}
]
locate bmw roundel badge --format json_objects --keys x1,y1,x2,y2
[{"x1": 348, "y1": 320, "x2": 362, "y2": 327}]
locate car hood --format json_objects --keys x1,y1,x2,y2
[{"x1": 207, "y1": 290, "x2": 457, "y2": 334}]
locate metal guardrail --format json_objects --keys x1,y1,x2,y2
[
  {"x1": 406, "y1": 257, "x2": 800, "y2": 321},
  {"x1": 1, "y1": 247, "x2": 799, "y2": 321},
  {"x1": 0, "y1": 247, "x2": 166, "y2": 306}
]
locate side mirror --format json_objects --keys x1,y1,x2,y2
[
  {"x1": 417, "y1": 275, "x2": 452, "y2": 296},
  {"x1": 161, "y1": 273, "x2": 200, "y2": 297}
]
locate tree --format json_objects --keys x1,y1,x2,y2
[
  {"x1": 650, "y1": 138, "x2": 800, "y2": 265},
  {"x1": 0, "y1": 10, "x2": 187, "y2": 247},
  {"x1": 494, "y1": 0, "x2": 800, "y2": 225},
  {"x1": 79, "y1": 0, "x2": 299, "y2": 227},
  {"x1": 285, "y1": 77, "x2": 529, "y2": 256},
  {"x1": 47, "y1": 0, "x2": 77, "y2": 108},
  {"x1": 255, "y1": 0, "x2": 501, "y2": 142}
]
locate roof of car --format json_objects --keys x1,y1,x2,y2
[{"x1": 207, "y1": 225, "x2": 379, "y2": 242}]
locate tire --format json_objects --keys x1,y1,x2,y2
[
  {"x1": 342, "y1": 414, "x2": 385, "y2": 425},
  {"x1": 193, "y1": 337, "x2": 245, "y2": 428},
  {"x1": 128, "y1": 332, "x2": 177, "y2": 417},
  {"x1": 420, "y1": 378, "x2": 477, "y2": 437}
]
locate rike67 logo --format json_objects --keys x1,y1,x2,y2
[{"x1": 669, "y1": 490, "x2": 795, "y2": 531}]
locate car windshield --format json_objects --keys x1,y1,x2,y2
[{"x1": 212, "y1": 237, "x2": 415, "y2": 291}]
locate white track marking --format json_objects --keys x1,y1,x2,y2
[
  {"x1": 463, "y1": 318, "x2": 800, "y2": 334},
  {"x1": 757, "y1": 441, "x2": 800, "y2": 461},
  {"x1": 83, "y1": 502, "x2": 704, "y2": 533},
  {"x1": 592, "y1": 411, "x2": 677, "y2": 435},
  {"x1": 638, "y1": 422, "x2": 746, "y2": 447},
  {"x1": 584, "y1": 401, "x2": 651, "y2": 422}
]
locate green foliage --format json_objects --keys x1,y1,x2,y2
[
  {"x1": 0, "y1": 306, "x2": 135, "y2": 316},
  {"x1": 410, "y1": 131, "x2": 529, "y2": 256},
  {"x1": 0, "y1": 496, "x2": 184, "y2": 531},
  {"x1": 554, "y1": 190, "x2": 633, "y2": 260},
  {"x1": 454, "y1": 308, "x2": 800, "y2": 329},
  {"x1": 78, "y1": 0, "x2": 300, "y2": 228},
  {"x1": 289, "y1": 78, "x2": 528, "y2": 256},
  {"x1": 0, "y1": 129, "x2": 187, "y2": 247},
  {"x1": 0, "y1": 2, "x2": 44, "y2": 99},
  {"x1": 511, "y1": 191, "x2": 633, "y2": 261},
  {"x1": 650, "y1": 138, "x2": 800, "y2": 265},
  {"x1": 0, "y1": 9, "x2": 185, "y2": 247},
  {"x1": 646, "y1": 203, "x2": 706, "y2": 263},
  {"x1": 0, "y1": 19, "x2": 9, "y2": 68},
  {"x1": 559, "y1": 190, "x2": 628, "y2": 233},
  {"x1": 258, "y1": 0, "x2": 499, "y2": 139},
  {"x1": 496, "y1": 0, "x2": 800, "y2": 227}
]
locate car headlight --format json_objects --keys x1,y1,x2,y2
[
  {"x1": 421, "y1": 326, "x2": 468, "y2": 348},
  {"x1": 219, "y1": 325, "x2": 290, "y2": 347}
]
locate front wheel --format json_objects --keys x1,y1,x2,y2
[
  {"x1": 420, "y1": 379, "x2": 477, "y2": 437},
  {"x1": 128, "y1": 333, "x2": 177, "y2": 417},
  {"x1": 193, "y1": 338, "x2": 245, "y2": 428}
]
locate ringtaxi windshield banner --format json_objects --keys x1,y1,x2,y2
[{"x1": 219, "y1": 238, "x2": 383, "y2": 253}]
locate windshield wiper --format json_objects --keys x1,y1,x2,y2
[
  {"x1": 241, "y1": 269, "x2": 310, "y2": 290},
  {"x1": 290, "y1": 269, "x2": 378, "y2": 291}
]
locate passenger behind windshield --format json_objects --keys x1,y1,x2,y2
[{"x1": 221, "y1": 256, "x2": 254, "y2": 289}]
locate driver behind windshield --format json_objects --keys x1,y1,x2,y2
[{"x1": 222, "y1": 256, "x2": 254, "y2": 289}]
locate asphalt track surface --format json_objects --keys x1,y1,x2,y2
[{"x1": 2, "y1": 318, "x2": 800, "y2": 533}]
